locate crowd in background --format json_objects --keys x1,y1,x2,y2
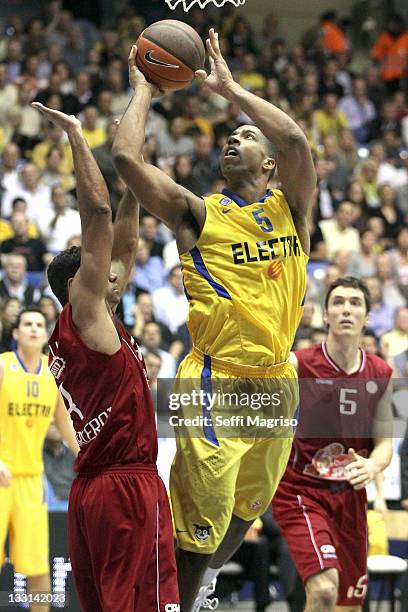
[
  {"x1": 0, "y1": 0, "x2": 408, "y2": 482},
  {"x1": 0, "y1": 2, "x2": 407, "y2": 608}
]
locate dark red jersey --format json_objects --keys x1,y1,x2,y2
[
  {"x1": 283, "y1": 342, "x2": 392, "y2": 488},
  {"x1": 48, "y1": 304, "x2": 158, "y2": 472}
]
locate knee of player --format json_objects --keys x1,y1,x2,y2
[{"x1": 306, "y1": 573, "x2": 338, "y2": 608}]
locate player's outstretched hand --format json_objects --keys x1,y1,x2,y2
[
  {"x1": 128, "y1": 45, "x2": 163, "y2": 97},
  {"x1": 346, "y1": 448, "x2": 377, "y2": 490},
  {"x1": 195, "y1": 28, "x2": 235, "y2": 97},
  {"x1": 0, "y1": 459, "x2": 12, "y2": 487},
  {"x1": 31, "y1": 102, "x2": 81, "y2": 134}
]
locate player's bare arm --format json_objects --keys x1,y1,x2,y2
[
  {"x1": 0, "y1": 361, "x2": 12, "y2": 486},
  {"x1": 346, "y1": 379, "x2": 393, "y2": 490},
  {"x1": 112, "y1": 46, "x2": 205, "y2": 252},
  {"x1": 54, "y1": 393, "x2": 80, "y2": 456},
  {"x1": 197, "y1": 29, "x2": 316, "y2": 254},
  {"x1": 289, "y1": 352, "x2": 299, "y2": 372},
  {"x1": 373, "y1": 472, "x2": 388, "y2": 514},
  {"x1": 32, "y1": 103, "x2": 120, "y2": 355},
  {"x1": 111, "y1": 187, "x2": 139, "y2": 297}
]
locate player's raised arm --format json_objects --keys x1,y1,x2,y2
[
  {"x1": 112, "y1": 46, "x2": 204, "y2": 236},
  {"x1": 111, "y1": 186, "x2": 139, "y2": 297},
  {"x1": 197, "y1": 29, "x2": 316, "y2": 252},
  {"x1": 32, "y1": 103, "x2": 112, "y2": 306}
]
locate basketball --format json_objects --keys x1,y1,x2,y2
[{"x1": 136, "y1": 19, "x2": 205, "y2": 91}]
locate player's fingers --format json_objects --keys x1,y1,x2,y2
[
  {"x1": 31, "y1": 101, "x2": 51, "y2": 115},
  {"x1": 211, "y1": 30, "x2": 221, "y2": 55},
  {"x1": 206, "y1": 37, "x2": 217, "y2": 60},
  {"x1": 195, "y1": 69, "x2": 208, "y2": 81},
  {"x1": 128, "y1": 44, "x2": 137, "y2": 66}
]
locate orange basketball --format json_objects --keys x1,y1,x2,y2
[{"x1": 136, "y1": 19, "x2": 205, "y2": 92}]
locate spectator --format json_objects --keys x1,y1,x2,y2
[
  {"x1": 95, "y1": 90, "x2": 114, "y2": 132},
  {"x1": 371, "y1": 15, "x2": 408, "y2": 93},
  {"x1": 0, "y1": 63, "x2": 18, "y2": 125},
  {"x1": 313, "y1": 93, "x2": 349, "y2": 142},
  {"x1": 0, "y1": 297, "x2": 21, "y2": 352},
  {"x1": 0, "y1": 143, "x2": 23, "y2": 193},
  {"x1": 191, "y1": 135, "x2": 220, "y2": 195},
  {"x1": 238, "y1": 53, "x2": 266, "y2": 91},
  {"x1": 43, "y1": 419, "x2": 76, "y2": 501},
  {"x1": 0, "y1": 211, "x2": 49, "y2": 271},
  {"x1": 156, "y1": 117, "x2": 195, "y2": 160},
  {"x1": 320, "y1": 11, "x2": 349, "y2": 55},
  {"x1": 376, "y1": 253, "x2": 407, "y2": 309},
  {"x1": 313, "y1": 159, "x2": 336, "y2": 222},
  {"x1": 140, "y1": 216, "x2": 164, "y2": 258},
  {"x1": 319, "y1": 58, "x2": 345, "y2": 99},
  {"x1": 182, "y1": 94, "x2": 213, "y2": 139},
  {"x1": 1, "y1": 162, "x2": 52, "y2": 222},
  {"x1": 81, "y1": 106, "x2": 106, "y2": 149},
  {"x1": 140, "y1": 321, "x2": 176, "y2": 379},
  {"x1": 348, "y1": 229, "x2": 378, "y2": 278},
  {"x1": 36, "y1": 185, "x2": 81, "y2": 253},
  {"x1": 356, "y1": 158, "x2": 380, "y2": 209},
  {"x1": 134, "y1": 237, "x2": 166, "y2": 294},
  {"x1": 369, "y1": 183, "x2": 403, "y2": 242},
  {"x1": 390, "y1": 227, "x2": 408, "y2": 288},
  {"x1": 338, "y1": 77, "x2": 377, "y2": 144},
  {"x1": 31, "y1": 122, "x2": 73, "y2": 176},
  {"x1": 130, "y1": 291, "x2": 174, "y2": 347},
  {"x1": 38, "y1": 294, "x2": 60, "y2": 335},
  {"x1": 381, "y1": 306, "x2": 408, "y2": 359},
  {"x1": 365, "y1": 276, "x2": 394, "y2": 337},
  {"x1": 319, "y1": 200, "x2": 361, "y2": 259},
  {"x1": 152, "y1": 266, "x2": 189, "y2": 335},
  {"x1": 0, "y1": 198, "x2": 40, "y2": 242},
  {"x1": 41, "y1": 146, "x2": 75, "y2": 192},
  {"x1": 173, "y1": 155, "x2": 202, "y2": 195},
  {"x1": 0, "y1": 254, "x2": 38, "y2": 306},
  {"x1": 360, "y1": 330, "x2": 382, "y2": 356},
  {"x1": 322, "y1": 134, "x2": 350, "y2": 199}
]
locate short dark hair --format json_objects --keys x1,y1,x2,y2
[
  {"x1": 325, "y1": 276, "x2": 371, "y2": 313},
  {"x1": 14, "y1": 307, "x2": 46, "y2": 330},
  {"x1": 47, "y1": 246, "x2": 81, "y2": 306}
]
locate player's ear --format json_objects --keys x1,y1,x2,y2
[
  {"x1": 12, "y1": 327, "x2": 19, "y2": 342},
  {"x1": 263, "y1": 157, "x2": 275, "y2": 173},
  {"x1": 323, "y1": 310, "x2": 328, "y2": 326}
]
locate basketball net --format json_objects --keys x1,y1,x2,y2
[{"x1": 165, "y1": 0, "x2": 246, "y2": 11}]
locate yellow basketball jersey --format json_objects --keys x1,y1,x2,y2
[
  {"x1": 0, "y1": 352, "x2": 58, "y2": 475},
  {"x1": 181, "y1": 189, "x2": 308, "y2": 366}
]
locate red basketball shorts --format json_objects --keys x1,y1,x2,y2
[
  {"x1": 68, "y1": 464, "x2": 179, "y2": 612},
  {"x1": 273, "y1": 479, "x2": 368, "y2": 606}
]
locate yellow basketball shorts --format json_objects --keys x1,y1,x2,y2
[
  {"x1": 170, "y1": 348, "x2": 299, "y2": 554},
  {"x1": 0, "y1": 474, "x2": 49, "y2": 575}
]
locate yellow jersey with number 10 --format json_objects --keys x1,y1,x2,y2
[
  {"x1": 180, "y1": 189, "x2": 308, "y2": 367},
  {"x1": 0, "y1": 352, "x2": 58, "y2": 475}
]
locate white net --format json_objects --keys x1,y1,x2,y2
[{"x1": 165, "y1": 0, "x2": 246, "y2": 11}]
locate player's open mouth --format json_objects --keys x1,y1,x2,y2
[{"x1": 224, "y1": 147, "x2": 239, "y2": 159}]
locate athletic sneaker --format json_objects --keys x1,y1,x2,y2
[{"x1": 192, "y1": 578, "x2": 219, "y2": 611}]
